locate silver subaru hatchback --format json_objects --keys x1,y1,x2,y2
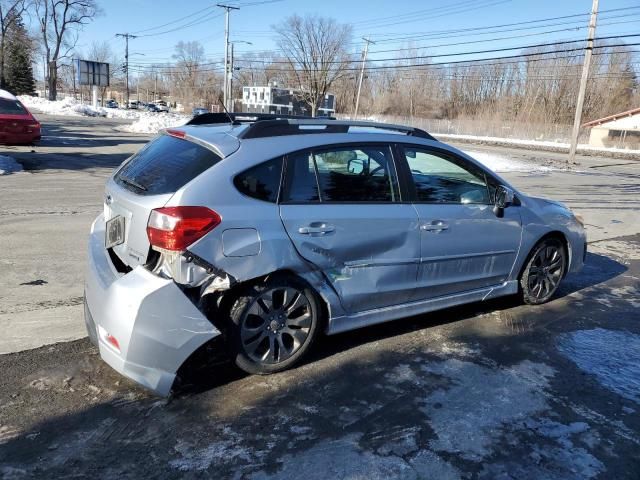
[{"x1": 84, "y1": 114, "x2": 586, "y2": 395}]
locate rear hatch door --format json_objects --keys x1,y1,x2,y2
[{"x1": 106, "y1": 133, "x2": 224, "y2": 268}]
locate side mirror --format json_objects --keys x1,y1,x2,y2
[{"x1": 493, "y1": 185, "x2": 515, "y2": 218}]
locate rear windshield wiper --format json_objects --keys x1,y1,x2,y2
[{"x1": 119, "y1": 175, "x2": 148, "y2": 192}]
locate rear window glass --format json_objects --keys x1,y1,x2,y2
[
  {"x1": 115, "y1": 134, "x2": 221, "y2": 195},
  {"x1": 234, "y1": 158, "x2": 283, "y2": 203},
  {"x1": 0, "y1": 98, "x2": 26, "y2": 114}
]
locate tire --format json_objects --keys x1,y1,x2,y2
[
  {"x1": 520, "y1": 237, "x2": 567, "y2": 305},
  {"x1": 227, "y1": 276, "x2": 321, "y2": 375}
]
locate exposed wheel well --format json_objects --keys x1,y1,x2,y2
[{"x1": 209, "y1": 269, "x2": 329, "y2": 334}]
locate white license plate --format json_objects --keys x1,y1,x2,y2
[{"x1": 105, "y1": 216, "x2": 125, "y2": 248}]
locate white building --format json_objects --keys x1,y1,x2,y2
[
  {"x1": 241, "y1": 86, "x2": 335, "y2": 117},
  {"x1": 583, "y1": 107, "x2": 640, "y2": 149}
]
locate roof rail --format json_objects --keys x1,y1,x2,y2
[
  {"x1": 185, "y1": 112, "x2": 435, "y2": 140},
  {"x1": 186, "y1": 112, "x2": 332, "y2": 126},
  {"x1": 238, "y1": 119, "x2": 435, "y2": 140}
]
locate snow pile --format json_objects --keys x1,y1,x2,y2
[
  {"x1": 18, "y1": 95, "x2": 106, "y2": 117},
  {"x1": 462, "y1": 149, "x2": 554, "y2": 173},
  {"x1": 17, "y1": 95, "x2": 189, "y2": 133},
  {"x1": 0, "y1": 155, "x2": 23, "y2": 175},
  {"x1": 116, "y1": 113, "x2": 189, "y2": 134}
]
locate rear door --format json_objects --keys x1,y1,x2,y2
[
  {"x1": 279, "y1": 143, "x2": 420, "y2": 313},
  {"x1": 397, "y1": 145, "x2": 523, "y2": 300},
  {"x1": 106, "y1": 134, "x2": 223, "y2": 268}
]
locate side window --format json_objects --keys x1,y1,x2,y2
[
  {"x1": 314, "y1": 145, "x2": 397, "y2": 202},
  {"x1": 234, "y1": 158, "x2": 283, "y2": 203},
  {"x1": 404, "y1": 147, "x2": 490, "y2": 204},
  {"x1": 283, "y1": 151, "x2": 320, "y2": 203}
]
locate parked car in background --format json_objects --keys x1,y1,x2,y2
[
  {"x1": 155, "y1": 100, "x2": 169, "y2": 113},
  {"x1": 127, "y1": 100, "x2": 140, "y2": 109},
  {"x1": 192, "y1": 107, "x2": 209, "y2": 116},
  {"x1": 105, "y1": 100, "x2": 119, "y2": 108},
  {"x1": 146, "y1": 103, "x2": 160, "y2": 113},
  {"x1": 0, "y1": 90, "x2": 41, "y2": 145},
  {"x1": 84, "y1": 114, "x2": 586, "y2": 396}
]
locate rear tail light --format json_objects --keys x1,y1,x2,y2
[{"x1": 147, "y1": 206, "x2": 221, "y2": 251}]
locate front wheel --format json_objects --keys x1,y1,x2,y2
[
  {"x1": 520, "y1": 237, "x2": 567, "y2": 305},
  {"x1": 228, "y1": 277, "x2": 320, "y2": 375}
]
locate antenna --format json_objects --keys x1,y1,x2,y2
[{"x1": 218, "y1": 95, "x2": 237, "y2": 125}]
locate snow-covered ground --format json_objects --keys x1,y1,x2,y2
[
  {"x1": 0, "y1": 155, "x2": 23, "y2": 175},
  {"x1": 558, "y1": 328, "x2": 640, "y2": 404},
  {"x1": 438, "y1": 133, "x2": 640, "y2": 157},
  {"x1": 462, "y1": 149, "x2": 554, "y2": 173},
  {"x1": 18, "y1": 95, "x2": 189, "y2": 134}
]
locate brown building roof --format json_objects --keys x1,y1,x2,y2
[{"x1": 582, "y1": 107, "x2": 640, "y2": 128}]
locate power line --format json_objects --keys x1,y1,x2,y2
[{"x1": 125, "y1": 47, "x2": 639, "y2": 75}]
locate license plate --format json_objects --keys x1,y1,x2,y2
[{"x1": 105, "y1": 216, "x2": 125, "y2": 248}]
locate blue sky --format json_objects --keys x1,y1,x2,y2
[{"x1": 58, "y1": 0, "x2": 640, "y2": 68}]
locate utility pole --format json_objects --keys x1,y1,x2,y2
[
  {"x1": 568, "y1": 0, "x2": 598, "y2": 164},
  {"x1": 354, "y1": 37, "x2": 375, "y2": 119},
  {"x1": 218, "y1": 4, "x2": 239, "y2": 111},
  {"x1": 116, "y1": 33, "x2": 137, "y2": 108},
  {"x1": 230, "y1": 42, "x2": 234, "y2": 110}
]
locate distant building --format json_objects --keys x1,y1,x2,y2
[
  {"x1": 582, "y1": 107, "x2": 640, "y2": 149},
  {"x1": 241, "y1": 86, "x2": 335, "y2": 117}
]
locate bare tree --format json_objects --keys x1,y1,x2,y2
[
  {"x1": 273, "y1": 14, "x2": 352, "y2": 116},
  {"x1": 35, "y1": 0, "x2": 99, "y2": 100},
  {"x1": 0, "y1": 0, "x2": 27, "y2": 88}
]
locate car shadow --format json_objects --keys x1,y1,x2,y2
[{"x1": 175, "y1": 251, "x2": 626, "y2": 396}]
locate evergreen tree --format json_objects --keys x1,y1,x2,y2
[{"x1": 4, "y1": 14, "x2": 34, "y2": 95}]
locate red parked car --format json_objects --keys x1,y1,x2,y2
[{"x1": 0, "y1": 90, "x2": 41, "y2": 145}]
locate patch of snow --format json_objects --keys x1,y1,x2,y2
[
  {"x1": 558, "y1": 328, "x2": 640, "y2": 403},
  {"x1": 116, "y1": 113, "x2": 188, "y2": 134},
  {"x1": 17, "y1": 95, "x2": 106, "y2": 117},
  {"x1": 463, "y1": 149, "x2": 555, "y2": 173},
  {"x1": 421, "y1": 359, "x2": 553, "y2": 460},
  {"x1": 170, "y1": 437, "x2": 256, "y2": 472},
  {"x1": 438, "y1": 132, "x2": 640, "y2": 156},
  {"x1": 0, "y1": 155, "x2": 23, "y2": 175},
  {"x1": 249, "y1": 434, "x2": 417, "y2": 480}
]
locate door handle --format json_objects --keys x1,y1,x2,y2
[
  {"x1": 421, "y1": 221, "x2": 449, "y2": 232},
  {"x1": 298, "y1": 224, "x2": 335, "y2": 235}
]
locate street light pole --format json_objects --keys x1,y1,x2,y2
[{"x1": 354, "y1": 37, "x2": 374, "y2": 119}]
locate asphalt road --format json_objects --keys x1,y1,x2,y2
[{"x1": 0, "y1": 114, "x2": 639, "y2": 479}]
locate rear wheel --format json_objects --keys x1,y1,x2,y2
[
  {"x1": 520, "y1": 237, "x2": 567, "y2": 305},
  {"x1": 228, "y1": 276, "x2": 320, "y2": 374}
]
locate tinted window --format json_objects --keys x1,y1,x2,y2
[
  {"x1": 115, "y1": 135, "x2": 221, "y2": 195},
  {"x1": 284, "y1": 145, "x2": 397, "y2": 203},
  {"x1": 315, "y1": 146, "x2": 397, "y2": 202},
  {"x1": 283, "y1": 151, "x2": 320, "y2": 202},
  {"x1": 404, "y1": 148, "x2": 490, "y2": 204},
  {"x1": 234, "y1": 158, "x2": 283, "y2": 203},
  {"x1": 0, "y1": 98, "x2": 26, "y2": 114}
]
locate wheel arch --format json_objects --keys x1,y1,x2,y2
[{"x1": 518, "y1": 230, "x2": 571, "y2": 282}]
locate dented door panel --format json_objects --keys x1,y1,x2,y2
[{"x1": 280, "y1": 204, "x2": 421, "y2": 313}]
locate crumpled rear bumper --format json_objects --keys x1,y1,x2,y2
[{"x1": 84, "y1": 214, "x2": 220, "y2": 396}]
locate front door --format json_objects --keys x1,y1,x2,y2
[
  {"x1": 279, "y1": 144, "x2": 420, "y2": 313},
  {"x1": 399, "y1": 145, "x2": 523, "y2": 300}
]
